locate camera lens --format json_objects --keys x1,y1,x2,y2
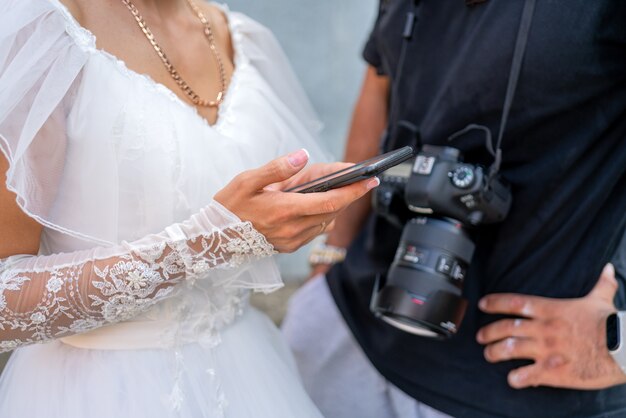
[
  {"x1": 371, "y1": 217, "x2": 474, "y2": 338},
  {"x1": 371, "y1": 145, "x2": 511, "y2": 338}
]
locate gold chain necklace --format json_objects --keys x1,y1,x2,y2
[{"x1": 121, "y1": 0, "x2": 226, "y2": 107}]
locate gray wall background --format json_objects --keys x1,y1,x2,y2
[{"x1": 225, "y1": 1, "x2": 378, "y2": 280}]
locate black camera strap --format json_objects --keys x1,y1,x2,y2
[
  {"x1": 385, "y1": 2, "x2": 419, "y2": 151},
  {"x1": 489, "y1": 0, "x2": 536, "y2": 176},
  {"x1": 390, "y1": 0, "x2": 537, "y2": 178}
]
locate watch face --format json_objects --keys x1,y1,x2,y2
[{"x1": 607, "y1": 313, "x2": 620, "y2": 352}]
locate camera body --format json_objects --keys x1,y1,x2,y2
[{"x1": 371, "y1": 145, "x2": 512, "y2": 338}]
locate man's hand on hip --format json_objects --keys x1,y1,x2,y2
[{"x1": 477, "y1": 263, "x2": 626, "y2": 390}]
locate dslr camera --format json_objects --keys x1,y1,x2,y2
[{"x1": 370, "y1": 145, "x2": 512, "y2": 338}]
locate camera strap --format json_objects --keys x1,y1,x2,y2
[
  {"x1": 490, "y1": 0, "x2": 536, "y2": 176},
  {"x1": 448, "y1": 0, "x2": 536, "y2": 178},
  {"x1": 389, "y1": 0, "x2": 537, "y2": 178},
  {"x1": 385, "y1": 2, "x2": 419, "y2": 151}
]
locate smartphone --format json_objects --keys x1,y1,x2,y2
[{"x1": 286, "y1": 146, "x2": 415, "y2": 193}]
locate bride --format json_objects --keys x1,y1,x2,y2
[{"x1": 0, "y1": 0, "x2": 379, "y2": 416}]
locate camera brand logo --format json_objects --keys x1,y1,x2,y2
[{"x1": 413, "y1": 156, "x2": 435, "y2": 175}]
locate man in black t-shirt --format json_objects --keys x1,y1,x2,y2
[{"x1": 282, "y1": 1, "x2": 626, "y2": 417}]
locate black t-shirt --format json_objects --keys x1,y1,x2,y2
[{"x1": 327, "y1": 1, "x2": 626, "y2": 417}]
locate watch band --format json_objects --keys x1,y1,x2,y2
[
  {"x1": 607, "y1": 311, "x2": 626, "y2": 374},
  {"x1": 308, "y1": 243, "x2": 347, "y2": 266}
]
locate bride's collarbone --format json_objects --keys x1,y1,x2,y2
[{"x1": 60, "y1": 0, "x2": 235, "y2": 123}]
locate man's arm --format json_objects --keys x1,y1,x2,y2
[
  {"x1": 477, "y1": 263, "x2": 626, "y2": 389},
  {"x1": 0, "y1": 154, "x2": 42, "y2": 259},
  {"x1": 310, "y1": 65, "x2": 390, "y2": 277}
]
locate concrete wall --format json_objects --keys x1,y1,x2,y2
[{"x1": 224, "y1": 0, "x2": 378, "y2": 280}]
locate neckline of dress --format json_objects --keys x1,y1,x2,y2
[{"x1": 48, "y1": 0, "x2": 244, "y2": 131}]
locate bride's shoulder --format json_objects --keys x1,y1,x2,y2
[
  {"x1": 199, "y1": 2, "x2": 235, "y2": 54},
  {"x1": 200, "y1": 2, "x2": 230, "y2": 28},
  {"x1": 57, "y1": 0, "x2": 85, "y2": 24},
  {"x1": 190, "y1": 2, "x2": 237, "y2": 64}
]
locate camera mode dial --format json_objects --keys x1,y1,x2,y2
[{"x1": 449, "y1": 166, "x2": 475, "y2": 189}]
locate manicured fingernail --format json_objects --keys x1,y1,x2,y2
[
  {"x1": 366, "y1": 177, "x2": 380, "y2": 190},
  {"x1": 288, "y1": 149, "x2": 309, "y2": 167},
  {"x1": 476, "y1": 330, "x2": 484, "y2": 343},
  {"x1": 479, "y1": 298, "x2": 487, "y2": 310},
  {"x1": 603, "y1": 263, "x2": 615, "y2": 277}
]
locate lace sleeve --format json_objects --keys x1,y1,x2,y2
[{"x1": 0, "y1": 201, "x2": 276, "y2": 351}]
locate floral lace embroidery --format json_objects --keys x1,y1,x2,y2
[{"x1": 0, "y1": 221, "x2": 276, "y2": 352}]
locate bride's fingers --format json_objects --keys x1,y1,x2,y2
[
  {"x1": 272, "y1": 221, "x2": 331, "y2": 253},
  {"x1": 237, "y1": 149, "x2": 310, "y2": 193},
  {"x1": 287, "y1": 177, "x2": 380, "y2": 216},
  {"x1": 267, "y1": 213, "x2": 339, "y2": 253},
  {"x1": 266, "y1": 212, "x2": 334, "y2": 241}
]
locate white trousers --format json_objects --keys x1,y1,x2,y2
[{"x1": 282, "y1": 276, "x2": 452, "y2": 418}]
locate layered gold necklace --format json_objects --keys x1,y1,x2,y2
[{"x1": 121, "y1": 0, "x2": 226, "y2": 107}]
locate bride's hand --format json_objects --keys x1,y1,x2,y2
[{"x1": 214, "y1": 149, "x2": 379, "y2": 253}]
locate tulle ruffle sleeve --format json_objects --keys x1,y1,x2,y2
[{"x1": 0, "y1": 0, "x2": 92, "y2": 241}]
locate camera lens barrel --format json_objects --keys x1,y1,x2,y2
[{"x1": 371, "y1": 217, "x2": 474, "y2": 338}]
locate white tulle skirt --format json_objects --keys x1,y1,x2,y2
[{"x1": 0, "y1": 308, "x2": 322, "y2": 418}]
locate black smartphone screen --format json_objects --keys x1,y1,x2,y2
[{"x1": 286, "y1": 146, "x2": 414, "y2": 194}]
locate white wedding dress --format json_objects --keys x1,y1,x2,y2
[{"x1": 0, "y1": 0, "x2": 327, "y2": 416}]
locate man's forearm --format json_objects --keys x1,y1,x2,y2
[
  {"x1": 310, "y1": 67, "x2": 389, "y2": 276},
  {"x1": 325, "y1": 66, "x2": 390, "y2": 248}
]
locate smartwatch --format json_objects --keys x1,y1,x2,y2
[{"x1": 607, "y1": 311, "x2": 626, "y2": 373}]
